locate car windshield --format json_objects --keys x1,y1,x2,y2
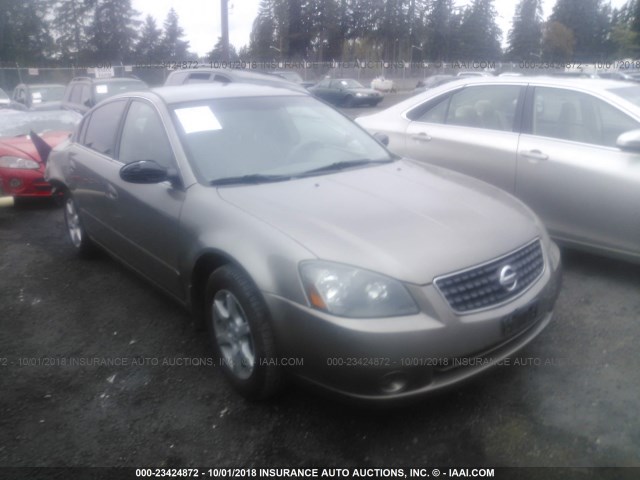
[
  {"x1": 609, "y1": 86, "x2": 640, "y2": 108},
  {"x1": 94, "y1": 80, "x2": 147, "y2": 104},
  {"x1": 0, "y1": 110, "x2": 81, "y2": 137},
  {"x1": 172, "y1": 95, "x2": 393, "y2": 184},
  {"x1": 338, "y1": 79, "x2": 364, "y2": 89},
  {"x1": 29, "y1": 85, "x2": 66, "y2": 103}
]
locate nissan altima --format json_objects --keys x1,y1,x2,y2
[
  {"x1": 46, "y1": 84, "x2": 561, "y2": 402},
  {"x1": 356, "y1": 76, "x2": 640, "y2": 263}
]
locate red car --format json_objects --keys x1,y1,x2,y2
[{"x1": 0, "y1": 110, "x2": 81, "y2": 198}]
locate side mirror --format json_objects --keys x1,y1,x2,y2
[
  {"x1": 120, "y1": 160, "x2": 170, "y2": 184},
  {"x1": 616, "y1": 129, "x2": 640, "y2": 152},
  {"x1": 373, "y1": 132, "x2": 390, "y2": 146}
]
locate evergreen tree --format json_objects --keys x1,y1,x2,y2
[
  {"x1": 506, "y1": 0, "x2": 543, "y2": 61},
  {"x1": 0, "y1": 0, "x2": 53, "y2": 64},
  {"x1": 87, "y1": 0, "x2": 140, "y2": 63},
  {"x1": 136, "y1": 15, "x2": 162, "y2": 63},
  {"x1": 425, "y1": 0, "x2": 456, "y2": 61},
  {"x1": 611, "y1": 1, "x2": 639, "y2": 57},
  {"x1": 549, "y1": 0, "x2": 612, "y2": 61},
  {"x1": 249, "y1": 0, "x2": 278, "y2": 61},
  {"x1": 159, "y1": 8, "x2": 191, "y2": 60},
  {"x1": 457, "y1": 0, "x2": 502, "y2": 61},
  {"x1": 208, "y1": 37, "x2": 239, "y2": 62},
  {"x1": 52, "y1": 0, "x2": 96, "y2": 62}
]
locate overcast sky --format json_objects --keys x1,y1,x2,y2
[{"x1": 132, "y1": 0, "x2": 629, "y2": 57}]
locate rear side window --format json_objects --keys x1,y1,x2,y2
[
  {"x1": 82, "y1": 100, "x2": 128, "y2": 156},
  {"x1": 409, "y1": 85, "x2": 521, "y2": 132},
  {"x1": 532, "y1": 87, "x2": 639, "y2": 147}
]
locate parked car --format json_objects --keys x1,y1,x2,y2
[
  {"x1": 0, "y1": 109, "x2": 81, "y2": 198},
  {"x1": 371, "y1": 77, "x2": 395, "y2": 92},
  {"x1": 0, "y1": 88, "x2": 10, "y2": 108},
  {"x1": 356, "y1": 76, "x2": 640, "y2": 263},
  {"x1": 61, "y1": 76, "x2": 148, "y2": 114},
  {"x1": 414, "y1": 75, "x2": 456, "y2": 94},
  {"x1": 268, "y1": 70, "x2": 315, "y2": 88},
  {"x1": 309, "y1": 78, "x2": 383, "y2": 107},
  {"x1": 46, "y1": 83, "x2": 561, "y2": 402},
  {"x1": 12, "y1": 83, "x2": 66, "y2": 110},
  {"x1": 457, "y1": 71, "x2": 494, "y2": 78},
  {"x1": 164, "y1": 68, "x2": 308, "y2": 93},
  {"x1": 596, "y1": 71, "x2": 639, "y2": 82}
]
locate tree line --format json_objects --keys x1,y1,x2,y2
[
  {"x1": 2, "y1": 0, "x2": 640, "y2": 66},
  {"x1": 248, "y1": 0, "x2": 640, "y2": 63},
  {"x1": 0, "y1": 0, "x2": 192, "y2": 65}
]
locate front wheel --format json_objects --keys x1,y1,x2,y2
[
  {"x1": 342, "y1": 95, "x2": 355, "y2": 108},
  {"x1": 205, "y1": 265, "x2": 282, "y2": 400},
  {"x1": 64, "y1": 195, "x2": 97, "y2": 257}
]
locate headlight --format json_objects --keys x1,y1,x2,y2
[
  {"x1": 0, "y1": 156, "x2": 40, "y2": 170},
  {"x1": 300, "y1": 261, "x2": 419, "y2": 318},
  {"x1": 356, "y1": 92, "x2": 364, "y2": 97}
]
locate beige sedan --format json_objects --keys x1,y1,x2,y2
[{"x1": 357, "y1": 76, "x2": 640, "y2": 263}]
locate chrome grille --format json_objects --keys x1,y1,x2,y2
[{"x1": 434, "y1": 239, "x2": 544, "y2": 313}]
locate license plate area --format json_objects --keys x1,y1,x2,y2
[{"x1": 501, "y1": 301, "x2": 539, "y2": 337}]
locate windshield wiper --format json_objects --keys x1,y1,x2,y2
[
  {"x1": 296, "y1": 158, "x2": 394, "y2": 177},
  {"x1": 209, "y1": 173, "x2": 291, "y2": 186}
]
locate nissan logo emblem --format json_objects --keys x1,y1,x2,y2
[{"x1": 498, "y1": 265, "x2": 518, "y2": 292}]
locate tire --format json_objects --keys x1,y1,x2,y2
[
  {"x1": 342, "y1": 95, "x2": 355, "y2": 108},
  {"x1": 204, "y1": 265, "x2": 282, "y2": 400},
  {"x1": 64, "y1": 195, "x2": 97, "y2": 258}
]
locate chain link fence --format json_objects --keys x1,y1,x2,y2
[{"x1": 0, "y1": 60, "x2": 592, "y2": 94}]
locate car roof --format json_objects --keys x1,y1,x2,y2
[
  {"x1": 147, "y1": 83, "x2": 308, "y2": 105},
  {"x1": 433, "y1": 75, "x2": 636, "y2": 91}
]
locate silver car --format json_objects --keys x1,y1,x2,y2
[
  {"x1": 46, "y1": 84, "x2": 561, "y2": 403},
  {"x1": 357, "y1": 77, "x2": 640, "y2": 263}
]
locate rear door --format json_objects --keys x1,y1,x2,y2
[
  {"x1": 515, "y1": 85, "x2": 640, "y2": 257},
  {"x1": 70, "y1": 99, "x2": 129, "y2": 249},
  {"x1": 403, "y1": 83, "x2": 525, "y2": 192}
]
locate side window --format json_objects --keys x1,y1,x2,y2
[
  {"x1": 445, "y1": 85, "x2": 521, "y2": 131},
  {"x1": 82, "y1": 100, "x2": 128, "y2": 156},
  {"x1": 69, "y1": 85, "x2": 83, "y2": 104},
  {"x1": 119, "y1": 101, "x2": 174, "y2": 168},
  {"x1": 80, "y1": 85, "x2": 92, "y2": 106},
  {"x1": 185, "y1": 72, "x2": 212, "y2": 84},
  {"x1": 212, "y1": 74, "x2": 231, "y2": 84},
  {"x1": 593, "y1": 98, "x2": 638, "y2": 147},
  {"x1": 532, "y1": 87, "x2": 639, "y2": 147}
]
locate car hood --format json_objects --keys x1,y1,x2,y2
[
  {"x1": 217, "y1": 160, "x2": 542, "y2": 284},
  {"x1": 0, "y1": 131, "x2": 71, "y2": 163}
]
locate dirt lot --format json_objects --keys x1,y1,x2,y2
[{"x1": 1, "y1": 191, "x2": 640, "y2": 478}]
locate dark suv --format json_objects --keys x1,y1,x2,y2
[
  {"x1": 12, "y1": 83, "x2": 66, "y2": 110},
  {"x1": 62, "y1": 77, "x2": 148, "y2": 114},
  {"x1": 163, "y1": 68, "x2": 307, "y2": 93}
]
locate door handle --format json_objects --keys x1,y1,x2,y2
[
  {"x1": 411, "y1": 132, "x2": 432, "y2": 142},
  {"x1": 521, "y1": 150, "x2": 549, "y2": 161}
]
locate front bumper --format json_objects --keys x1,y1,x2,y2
[
  {"x1": 0, "y1": 168, "x2": 53, "y2": 197},
  {"x1": 264, "y1": 241, "x2": 562, "y2": 403}
]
